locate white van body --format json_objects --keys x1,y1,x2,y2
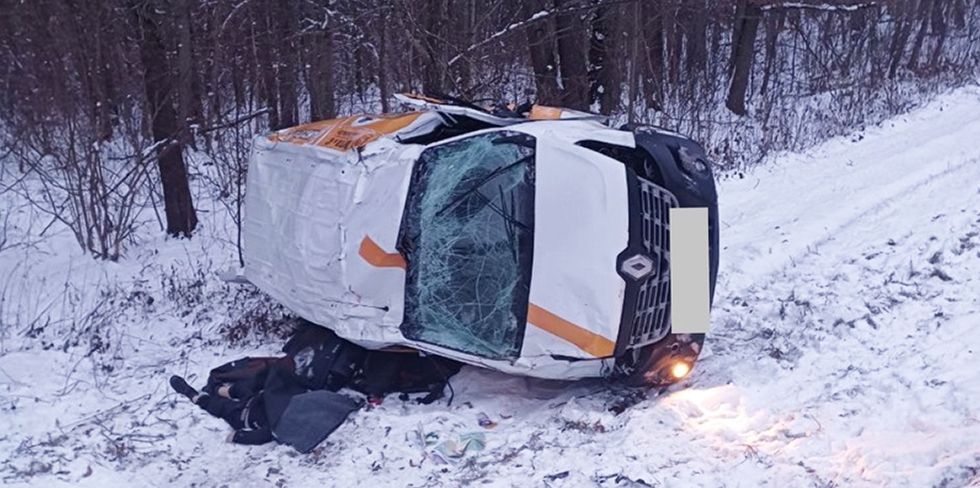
[{"x1": 243, "y1": 115, "x2": 636, "y2": 379}]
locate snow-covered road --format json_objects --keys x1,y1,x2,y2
[{"x1": 2, "y1": 86, "x2": 980, "y2": 487}]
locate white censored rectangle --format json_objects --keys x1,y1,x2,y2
[{"x1": 669, "y1": 207, "x2": 710, "y2": 334}]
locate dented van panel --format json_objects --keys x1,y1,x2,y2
[{"x1": 242, "y1": 96, "x2": 718, "y2": 383}]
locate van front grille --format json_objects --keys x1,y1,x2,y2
[{"x1": 629, "y1": 178, "x2": 678, "y2": 348}]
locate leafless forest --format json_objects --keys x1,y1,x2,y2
[{"x1": 0, "y1": 0, "x2": 977, "y2": 260}]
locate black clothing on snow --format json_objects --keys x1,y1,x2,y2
[
  {"x1": 282, "y1": 324, "x2": 366, "y2": 391},
  {"x1": 170, "y1": 319, "x2": 463, "y2": 452},
  {"x1": 171, "y1": 372, "x2": 273, "y2": 446},
  {"x1": 169, "y1": 375, "x2": 198, "y2": 399},
  {"x1": 194, "y1": 393, "x2": 273, "y2": 445},
  {"x1": 203, "y1": 357, "x2": 291, "y2": 400}
]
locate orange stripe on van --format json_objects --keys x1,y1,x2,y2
[
  {"x1": 359, "y1": 236, "x2": 406, "y2": 269},
  {"x1": 527, "y1": 303, "x2": 615, "y2": 357}
]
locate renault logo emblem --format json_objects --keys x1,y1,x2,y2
[{"x1": 621, "y1": 254, "x2": 655, "y2": 280}]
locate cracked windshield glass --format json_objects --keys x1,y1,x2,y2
[{"x1": 401, "y1": 131, "x2": 536, "y2": 360}]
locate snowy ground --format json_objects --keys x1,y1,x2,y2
[{"x1": 2, "y1": 86, "x2": 980, "y2": 487}]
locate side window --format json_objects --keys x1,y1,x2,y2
[{"x1": 399, "y1": 131, "x2": 535, "y2": 360}]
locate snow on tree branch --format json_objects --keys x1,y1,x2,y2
[
  {"x1": 762, "y1": 2, "x2": 877, "y2": 11},
  {"x1": 448, "y1": 10, "x2": 551, "y2": 67}
]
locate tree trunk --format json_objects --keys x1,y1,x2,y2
[
  {"x1": 421, "y1": 0, "x2": 445, "y2": 95},
  {"x1": 685, "y1": 0, "x2": 708, "y2": 75},
  {"x1": 642, "y1": 1, "x2": 665, "y2": 110},
  {"x1": 627, "y1": 0, "x2": 641, "y2": 123},
  {"x1": 522, "y1": 0, "x2": 561, "y2": 105},
  {"x1": 135, "y1": 3, "x2": 198, "y2": 238},
  {"x1": 524, "y1": 0, "x2": 561, "y2": 104},
  {"x1": 555, "y1": 0, "x2": 590, "y2": 110},
  {"x1": 93, "y1": 4, "x2": 116, "y2": 142},
  {"x1": 176, "y1": 0, "x2": 201, "y2": 145},
  {"x1": 378, "y1": 11, "x2": 391, "y2": 112},
  {"x1": 254, "y1": 4, "x2": 280, "y2": 129},
  {"x1": 760, "y1": 9, "x2": 783, "y2": 95},
  {"x1": 455, "y1": 0, "x2": 476, "y2": 97},
  {"x1": 906, "y1": 0, "x2": 932, "y2": 71},
  {"x1": 308, "y1": 25, "x2": 335, "y2": 121},
  {"x1": 730, "y1": 0, "x2": 747, "y2": 71},
  {"x1": 929, "y1": 0, "x2": 948, "y2": 68},
  {"x1": 887, "y1": 0, "x2": 914, "y2": 79},
  {"x1": 668, "y1": 8, "x2": 683, "y2": 85},
  {"x1": 276, "y1": 0, "x2": 298, "y2": 127},
  {"x1": 588, "y1": 2, "x2": 618, "y2": 114},
  {"x1": 726, "y1": 0, "x2": 761, "y2": 116},
  {"x1": 867, "y1": 5, "x2": 882, "y2": 86},
  {"x1": 950, "y1": 0, "x2": 967, "y2": 29}
]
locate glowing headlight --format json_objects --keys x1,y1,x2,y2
[{"x1": 670, "y1": 361, "x2": 691, "y2": 379}]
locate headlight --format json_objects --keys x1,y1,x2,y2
[
  {"x1": 678, "y1": 146, "x2": 709, "y2": 176},
  {"x1": 670, "y1": 361, "x2": 691, "y2": 379}
]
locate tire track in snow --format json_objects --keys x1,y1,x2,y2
[
  {"x1": 684, "y1": 104, "x2": 980, "y2": 485},
  {"x1": 704, "y1": 101, "x2": 980, "y2": 385},
  {"x1": 757, "y1": 154, "x2": 980, "y2": 282},
  {"x1": 706, "y1": 152, "x2": 980, "y2": 376},
  {"x1": 718, "y1": 87, "x2": 980, "y2": 288}
]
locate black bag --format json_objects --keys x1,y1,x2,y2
[
  {"x1": 355, "y1": 350, "x2": 462, "y2": 401},
  {"x1": 261, "y1": 366, "x2": 360, "y2": 453},
  {"x1": 282, "y1": 320, "x2": 462, "y2": 403},
  {"x1": 282, "y1": 320, "x2": 367, "y2": 391},
  {"x1": 204, "y1": 356, "x2": 292, "y2": 399}
]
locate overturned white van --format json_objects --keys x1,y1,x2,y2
[{"x1": 242, "y1": 95, "x2": 718, "y2": 385}]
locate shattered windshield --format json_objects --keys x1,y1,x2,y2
[{"x1": 399, "y1": 131, "x2": 535, "y2": 360}]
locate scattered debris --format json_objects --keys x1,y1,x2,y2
[
  {"x1": 429, "y1": 432, "x2": 486, "y2": 464},
  {"x1": 477, "y1": 413, "x2": 497, "y2": 429}
]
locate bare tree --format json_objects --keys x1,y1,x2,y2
[
  {"x1": 1, "y1": 0, "x2": 979, "y2": 261},
  {"x1": 727, "y1": 0, "x2": 762, "y2": 116},
  {"x1": 588, "y1": 2, "x2": 619, "y2": 114},
  {"x1": 555, "y1": 0, "x2": 591, "y2": 110},
  {"x1": 135, "y1": 1, "x2": 198, "y2": 238},
  {"x1": 524, "y1": 0, "x2": 562, "y2": 105}
]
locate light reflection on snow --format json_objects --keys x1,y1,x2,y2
[{"x1": 664, "y1": 385, "x2": 757, "y2": 436}]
